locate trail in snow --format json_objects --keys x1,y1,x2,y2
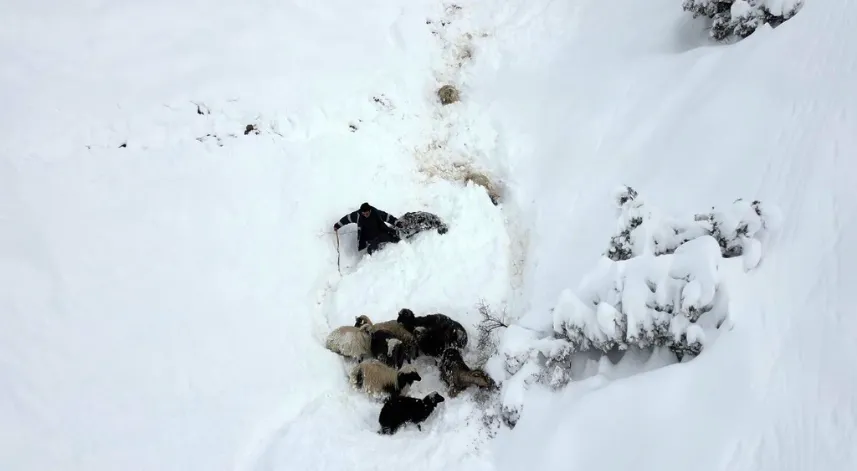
[
  {"x1": 6, "y1": 0, "x2": 857, "y2": 471},
  {"x1": 0, "y1": 1, "x2": 516, "y2": 470},
  {"x1": 237, "y1": 3, "x2": 520, "y2": 471}
]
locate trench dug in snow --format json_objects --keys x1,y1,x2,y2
[
  {"x1": 4, "y1": 0, "x2": 857, "y2": 470},
  {"x1": 244, "y1": 183, "x2": 512, "y2": 471},
  {"x1": 236, "y1": 5, "x2": 518, "y2": 471}
]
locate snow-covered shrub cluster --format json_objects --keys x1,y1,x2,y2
[
  {"x1": 489, "y1": 187, "x2": 781, "y2": 427},
  {"x1": 470, "y1": 302, "x2": 512, "y2": 434},
  {"x1": 682, "y1": 0, "x2": 804, "y2": 41},
  {"x1": 607, "y1": 185, "x2": 778, "y2": 270},
  {"x1": 557, "y1": 234, "x2": 726, "y2": 363}
]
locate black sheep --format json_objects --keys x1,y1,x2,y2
[
  {"x1": 378, "y1": 392, "x2": 445, "y2": 435},
  {"x1": 355, "y1": 315, "x2": 419, "y2": 362},
  {"x1": 397, "y1": 309, "x2": 468, "y2": 357},
  {"x1": 369, "y1": 330, "x2": 406, "y2": 369}
]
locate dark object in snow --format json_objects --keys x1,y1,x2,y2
[
  {"x1": 355, "y1": 314, "x2": 419, "y2": 363},
  {"x1": 333, "y1": 203, "x2": 401, "y2": 254},
  {"x1": 681, "y1": 0, "x2": 803, "y2": 42},
  {"x1": 398, "y1": 309, "x2": 468, "y2": 357},
  {"x1": 378, "y1": 392, "x2": 445, "y2": 434},
  {"x1": 438, "y1": 348, "x2": 496, "y2": 397},
  {"x1": 394, "y1": 211, "x2": 449, "y2": 240},
  {"x1": 437, "y1": 85, "x2": 460, "y2": 105},
  {"x1": 369, "y1": 330, "x2": 407, "y2": 369}
]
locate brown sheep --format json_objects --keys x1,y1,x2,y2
[
  {"x1": 349, "y1": 359, "x2": 422, "y2": 400},
  {"x1": 438, "y1": 348, "x2": 496, "y2": 397}
]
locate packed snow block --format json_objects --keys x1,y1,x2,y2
[
  {"x1": 668, "y1": 235, "x2": 721, "y2": 321},
  {"x1": 498, "y1": 324, "x2": 540, "y2": 376},
  {"x1": 552, "y1": 288, "x2": 604, "y2": 352},
  {"x1": 500, "y1": 357, "x2": 540, "y2": 429},
  {"x1": 394, "y1": 211, "x2": 449, "y2": 240},
  {"x1": 695, "y1": 198, "x2": 777, "y2": 269},
  {"x1": 532, "y1": 336, "x2": 575, "y2": 389},
  {"x1": 651, "y1": 217, "x2": 710, "y2": 256}
]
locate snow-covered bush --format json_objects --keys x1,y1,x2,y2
[
  {"x1": 606, "y1": 186, "x2": 778, "y2": 269},
  {"x1": 562, "y1": 189, "x2": 778, "y2": 361},
  {"x1": 555, "y1": 234, "x2": 724, "y2": 362},
  {"x1": 605, "y1": 186, "x2": 645, "y2": 261},
  {"x1": 489, "y1": 189, "x2": 781, "y2": 427},
  {"x1": 474, "y1": 301, "x2": 509, "y2": 367},
  {"x1": 682, "y1": 0, "x2": 804, "y2": 41}
]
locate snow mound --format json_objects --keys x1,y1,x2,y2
[{"x1": 490, "y1": 187, "x2": 779, "y2": 425}]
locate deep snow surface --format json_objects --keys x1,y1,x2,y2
[
  {"x1": 468, "y1": 0, "x2": 857, "y2": 470},
  {"x1": 2, "y1": 0, "x2": 856, "y2": 470},
  {"x1": 1, "y1": 1, "x2": 511, "y2": 470}
]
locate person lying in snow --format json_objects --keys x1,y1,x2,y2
[{"x1": 334, "y1": 202, "x2": 401, "y2": 255}]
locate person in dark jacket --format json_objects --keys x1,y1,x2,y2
[{"x1": 334, "y1": 202, "x2": 402, "y2": 255}]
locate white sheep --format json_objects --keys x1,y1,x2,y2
[{"x1": 325, "y1": 322, "x2": 372, "y2": 361}]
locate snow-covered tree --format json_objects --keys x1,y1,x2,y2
[
  {"x1": 490, "y1": 191, "x2": 780, "y2": 429},
  {"x1": 605, "y1": 185, "x2": 647, "y2": 261},
  {"x1": 682, "y1": 0, "x2": 804, "y2": 41}
]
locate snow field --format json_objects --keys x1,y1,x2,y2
[
  {"x1": 5, "y1": 0, "x2": 857, "y2": 470},
  {"x1": 1, "y1": 0, "x2": 517, "y2": 470},
  {"x1": 467, "y1": 0, "x2": 857, "y2": 469}
]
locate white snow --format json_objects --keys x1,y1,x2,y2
[{"x1": 3, "y1": 0, "x2": 857, "y2": 470}]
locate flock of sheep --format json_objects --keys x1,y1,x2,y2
[{"x1": 325, "y1": 308, "x2": 497, "y2": 434}]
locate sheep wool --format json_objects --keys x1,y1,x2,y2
[
  {"x1": 378, "y1": 392, "x2": 446, "y2": 435},
  {"x1": 438, "y1": 348, "x2": 497, "y2": 397},
  {"x1": 370, "y1": 330, "x2": 406, "y2": 369},
  {"x1": 350, "y1": 359, "x2": 421, "y2": 400},
  {"x1": 325, "y1": 323, "x2": 372, "y2": 361},
  {"x1": 355, "y1": 314, "x2": 419, "y2": 361},
  {"x1": 398, "y1": 309, "x2": 468, "y2": 357}
]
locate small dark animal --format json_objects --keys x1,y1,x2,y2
[
  {"x1": 378, "y1": 392, "x2": 445, "y2": 435},
  {"x1": 397, "y1": 309, "x2": 468, "y2": 357},
  {"x1": 370, "y1": 330, "x2": 406, "y2": 369},
  {"x1": 356, "y1": 314, "x2": 419, "y2": 362},
  {"x1": 438, "y1": 348, "x2": 497, "y2": 397}
]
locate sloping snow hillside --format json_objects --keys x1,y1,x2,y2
[
  {"x1": 1, "y1": 1, "x2": 515, "y2": 470},
  {"x1": 3, "y1": 0, "x2": 856, "y2": 471},
  {"x1": 461, "y1": 0, "x2": 857, "y2": 470}
]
